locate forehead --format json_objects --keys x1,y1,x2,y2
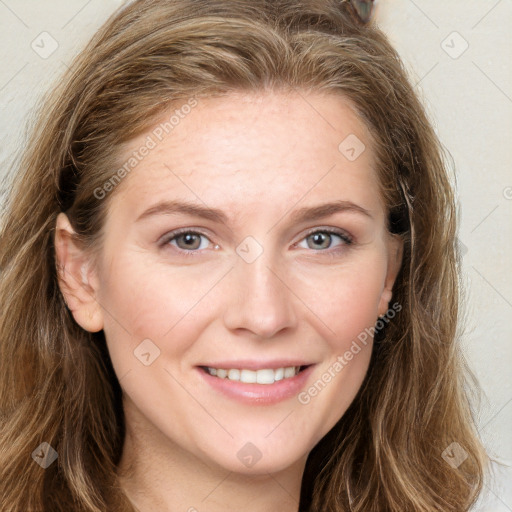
[{"x1": 109, "y1": 91, "x2": 384, "y2": 222}]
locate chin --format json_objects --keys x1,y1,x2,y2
[{"x1": 201, "y1": 438, "x2": 309, "y2": 476}]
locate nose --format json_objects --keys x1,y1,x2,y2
[{"x1": 222, "y1": 249, "x2": 298, "y2": 339}]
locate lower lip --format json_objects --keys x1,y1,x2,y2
[{"x1": 197, "y1": 366, "x2": 315, "y2": 405}]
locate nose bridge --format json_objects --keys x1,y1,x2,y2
[{"x1": 222, "y1": 235, "x2": 297, "y2": 338}]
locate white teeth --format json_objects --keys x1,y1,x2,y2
[
  {"x1": 240, "y1": 369, "x2": 257, "y2": 383},
  {"x1": 206, "y1": 365, "x2": 302, "y2": 384},
  {"x1": 274, "y1": 367, "x2": 284, "y2": 381},
  {"x1": 256, "y1": 369, "x2": 275, "y2": 384},
  {"x1": 227, "y1": 369, "x2": 240, "y2": 380},
  {"x1": 284, "y1": 366, "x2": 296, "y2": 378}
]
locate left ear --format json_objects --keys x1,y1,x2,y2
[{"x1": 378, "y1": 233, "x2": 404, "y2": 317}]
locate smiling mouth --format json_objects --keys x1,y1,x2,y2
[{"x1": 199, "y1": 365, "x2": 310, "y2": 385}]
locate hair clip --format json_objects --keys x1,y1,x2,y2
[{"x1": 347, "y1": 0, "x2": 377, "y2": 25}]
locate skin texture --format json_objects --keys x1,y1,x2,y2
[{"x1": 55, "y1": 91, "x2": 403, "y2": 512}]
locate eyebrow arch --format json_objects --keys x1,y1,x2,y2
[
  {"x1": 135, "y1": 199, "x2": 373, "y2": 225},
  {"x1": 288, "y1": 200, "x2": 373, "y2": 224},
  {"x1": 136, "y1": 200, "x2": 229, "y2": 224}
]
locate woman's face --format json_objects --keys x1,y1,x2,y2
[{"x1": 59, "y1": 91, "x2": 402, "y2": 475}]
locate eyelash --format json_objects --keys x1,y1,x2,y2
[{"x1": 158, "y1": 227, "x2": 354, "y2": 258}]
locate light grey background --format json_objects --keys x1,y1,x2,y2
[{"x1": 0, "y1": 0, "x2": 510, "y2": 509}]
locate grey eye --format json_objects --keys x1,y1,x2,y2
[{"x1": 169, "y1": 232, "x2": 209, "y2": 251}]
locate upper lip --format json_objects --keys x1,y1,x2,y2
[{"x1": 198, "y1": 360, "x2": 314, "y2": 370}]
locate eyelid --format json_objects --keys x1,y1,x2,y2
[
  {"x1": 299, "y1": 226, "x2": 354, "y2": 244},
  {"x1": 157, "y1": 227, "x2": 212, "y2": 246}
]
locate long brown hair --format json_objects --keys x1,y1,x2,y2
[{"x1": 0, "y1": 1, "x2": 491, "y2": 510}]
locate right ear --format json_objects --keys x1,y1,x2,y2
[{"x1": 54, "y1": 213, "x2": 104, "y2": 332}]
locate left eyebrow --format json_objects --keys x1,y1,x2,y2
[{"x1": 287, "y1": 200, "x2": 374, "y2": 224}]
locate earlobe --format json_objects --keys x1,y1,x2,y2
[
  {"x1": 378, "y1": 289, "x2": 393, "y2": 318},
  {"x1": 54, "y1": 213, "x2": 104, "y2": 333},
  {"x1": 378, "y1": 235, "x2": 404, "y2": 317}
]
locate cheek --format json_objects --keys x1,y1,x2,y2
[
  {"x1": 96, "y1": 250, "x2": 216, "y2": 376},
  {"x1": 325, "y1": 274, "x2": 383, "y2": 350},
  {"x1": 292, "y1": 253, "x2": 387, "y2": 350},
  {"x1": 289, "y1": 256, "x2": 385, "y2": 427},
  {"x1": 99, "y1": 247, "x2": 220, "y2": 330}
]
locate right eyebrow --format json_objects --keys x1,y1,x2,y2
[{"x1": 136, "y1": 199, "x2": 230, "y2": 224}]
